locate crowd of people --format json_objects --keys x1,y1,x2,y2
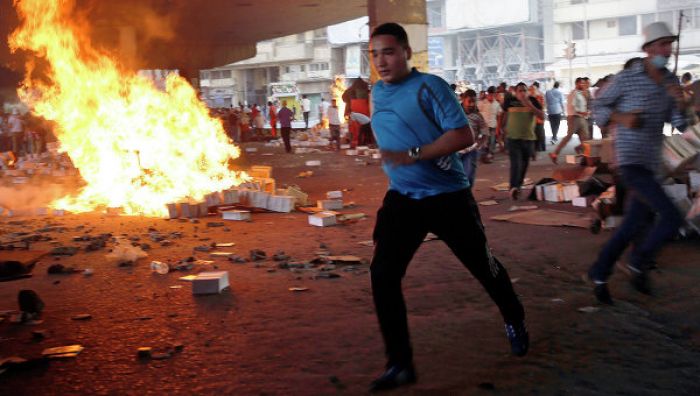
[{"x1": 0, "y1": 109, "x2": 54, "y2": 160}]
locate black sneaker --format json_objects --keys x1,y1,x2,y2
[
  {"x1": 631, "y1": 271, "x2": 652, "y2": 295},
  {"x1": 582, "y1": 272, "x2": 613, "y2": 305},
  {"x1": 369, "y1": 364, "x2": 417, "y2": 392},
  {"x1": 504, "y1": 321, "x2": 529, "y2": 357},
  {"x1": 594, "y1": 283, "x2": 614, "y2": 305}
]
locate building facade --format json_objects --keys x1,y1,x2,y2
[
  {"x1": 547, "y1": 0, "x2": 700, "y2": 89},
  {"x1": 199, "y1": 21, "x2": 371, "y2": 119}
]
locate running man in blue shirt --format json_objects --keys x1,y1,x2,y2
[{"x1": 367, "y1": 22, "x2": 528, "y2": 392}]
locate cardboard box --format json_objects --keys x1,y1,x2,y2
[
  {"x1": 192, "y1": 271, "x2": 229, "y2": 295},
  {"x1": 600, "y1": 137, "x2": 614, "y2": 164},
  {"x1": 562, "y1": 183, "x2": 580, "y2": 202},
  {"x1": 582, "y1": 140, "x2": 603, "y2": 157},
  {"x1": 166, "y1": 203, "x2": 179, "y2": 219},
  {"x1": 317, "y1": 199, "x2": 343, "y2": 210},
  {"x1": 309, "y1": 212, "x2": 337, "y2": 227},
  {"x1": 689, "y1": 171, "x2": 700, "y2": 193},
  {"x1": 180, "y1": 203, "x2": 198, "y2": 218},
  {"x1": 535, "y1": 182, "x2": 557, "y2": 201},
  {"x1": 249, "y1": 165, "x2": 272, "y2": 179},
  {"x1": 372, "y1": 153, "x2": 382, "y2": 160},
  {"x1": 286, "y1": 186, "x2": 308, "y2": 206},
  {"x1": 326, "y1": 190, "x2": 343, "y2": 199},
  {"x1": 222, "y1": 210, "x2": 251, "y2": 221},
  {"x1": 340, "y1": 144, "x2": 351, "y2": 149},
  {"x1": 572, "y1": 196, "x2": 595, "y2": 207},
  {"x1": 266, "y1": 195, "x2": 295, "y2": 213},
  {"x1": 222, "y1": 189, "x2": 240, "y2": 205},
  {"x1": 198, "y1": 202, "x2": 209, "y2": 217},
  {"x1": 205, "y1": 192, "x2": 222, "y2": 208},
  {"x1": 565, "y1": 155, "x2": 581, "y2": 164},
  {"x1": 305, "y1": 160, "x2": 321, "y2": 167},
  {"x1": 663, "y1": 135, "x2": 698, "y2": 173},
  {"x1": 663, "y1": 184, "x2": 688, "y2": 202},
  {"x1": 249, "y1": 191, "x2": 270, "y2": 208},
  {"x1": 346, "y1": 149, "x2": 358, "y2": 156}
]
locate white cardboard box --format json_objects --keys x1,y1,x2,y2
[
  {"x1": 249, "y1": 191, "x2": 270, "y2": 208},
  {"x1": 565, "y1": 155, "x2": 580, "y2": 164},
  {"x1": 192, "y1": 271, "x2": 229, "y2": 295},
  {"x1": 180, "y1": 203, "x2": 198, "y2": 218},
  {"x1": 222, "y1": 210, "x2": 251, "y2": 221},
  {"x1": 317, "y1": 199, "x2": 343, "y2": 210},
  {"x1": 689, "y1": 171, "x2": 700, "y2": 193},
  {"x1": 663, "y1": 184, "x2": 688, "y2": 202},
  {"x1": 309, "y1": 212, "x2": 337, "y2": 227},
  {"x1": 340, "y1": 144, "x2": 351, "y2": 150},
  {"x1": 572, "y1": 196, "x2": 595, "y2": 207},
  {"x1": 166, "y1": 203, "x2": 179, "y2": 219},
  {"x1": 326, "y1": 190, "x2": 343, "y2": 199},
  {"x1": 205, "y1": 192, "x2": 222, "y2": 207},
  {"x1": 346, "y1": 149, "x2": 357, "y2": 156},
  {"x1": 305, "y1": 160, "x2": 321, "y2": 167},
  {"x1": 222, "y1": 189, "x2": 240, "y2": 205},
  {"x1": 266, "y1": 195, "x2": 295, "y2": 213}
]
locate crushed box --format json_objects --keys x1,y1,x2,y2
[
  {"x1": 317, "y1": 199, "x2": 343, "y2": 210},
  {"x1": 192, "y1": 271, "x2": 229, "y2": 295},
  {"x1": 222, "y1": 210, "x2": 251, "y2": 221},
  {"x1": 309, "y1": 212, "x2": 337, "y2": 227}
]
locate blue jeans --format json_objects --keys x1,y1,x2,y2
[
  {"x1": 589, "y1": 165, "x2": 684, "y2": 281},
  {"x1": 461, "y1": 150, "x2": 479, "y2": 187},
  {"x1": 507, "y1": 138, "x2": 534, "y2": 189}
]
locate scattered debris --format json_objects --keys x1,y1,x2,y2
[
  {"x1": 150, "y1": 261, "x2": 170, "y2": 275},
  {"x1": 50, "y1": 246, "x2": 79, "y2": 256},
  {"x1": 578, "y1": 306, "x2": 600, "y2": 314},
  {"x1": 71, "y1": 314, "x2": 92, "y2": 321},
  {"x1": 272, "y1": 251, "x2": 290, "y2": 261},
  {"x1": 47, "y1": 263, "x2": 80, "y2": 274},
  {"x1": 250, "y1": 249, "x2": 267, "y2": 261},
  {"x1": 42, "y1": 344, "x2": 83, "y2": 358},
  {"x1": 507, "y1": 205, "x2": 539, "y2": 212},
  {"x1": 192, "y1": 271, "x2": 230, "y2": 295},
  {"x1": 194, "y1": 245, "x2": 212, "y2": 252},
  {"x1": 289, "y1": 287, "x2": 309, "y2": 292},
  {"x1": 18, "y1": 290, "x2": 44, "y2": 320},
  {"x1": 479, "y1": 200, "x2": 499, "y2": 206}
]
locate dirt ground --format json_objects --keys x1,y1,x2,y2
[{"x1": 1, "y1": 140, "x2": 699, "y2": 395}]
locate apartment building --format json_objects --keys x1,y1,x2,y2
[{"x1": 547, "y1": 0, "x2": 700, "y2": 88}]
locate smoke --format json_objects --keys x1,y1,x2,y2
[{"x1": 0, "y1": 181, "x2": 77, "y2": 214}]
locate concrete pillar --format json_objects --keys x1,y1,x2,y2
[{"x1": 367, "y1": 0, "x2": 427, "y2": 83}]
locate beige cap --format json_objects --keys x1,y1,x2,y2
[{"x1": 642, "y1": 22, "x2": 677, "y2": 49}]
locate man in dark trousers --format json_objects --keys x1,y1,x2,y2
[
  {"x1": 368, "y1": 22, "x2": 528, "y2": 392},
  {"x1": 586, "y1": 22, "x2": 688, "y2": 304},
  {"x1": 277, "y1": 101, "x2": 294, "y2": 153}
]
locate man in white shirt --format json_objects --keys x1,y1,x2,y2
[
  {"x1": 478, "y1": 86, "x2": 502, "y2": 155},
  {"x1": 327, "y1": 99, "x2": 342, "y2": 150},
  {"x1": 318, "y1": 98, "x2": 331, "y2": 129},
  {"x1": 301, "y1": 94, "x2": 311, "y2": 129},
  {"x1": 549, "y1": 77, "x2": 590, "y2": 163}
]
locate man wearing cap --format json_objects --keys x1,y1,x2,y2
[
  {"x1": 549, "y1": 77, "x2": 589, "y2": 163},
  {"x1": 585, "y1": 22, "x2": 689, "y2": 304}
]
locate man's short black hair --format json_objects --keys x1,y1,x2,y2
[
  {"x1": 682, "y1": 72, "x2": 692, "y2": 82},
  {"x1": 465, "y1": 89, "x2": 477, "y2": 98},
  {"x1": 553, "y1": 81, "x2": 560, "y2": 88},
  {"x1": 487, "y1": 86, "x2": 496, "y2": 94},
  {"x1": 371, "y1": 22, "x2": 409, "y2": 47},
  {"x1": 575, "y1": 77, "x2": 584, "y2": 83},
  {"x1": 532, "y1": 81, "x2": 540, "y2": 88},
  {"x1": 515, "y1": 82, "x2": 527, "y2": 89}
]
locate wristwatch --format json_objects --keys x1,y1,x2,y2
[{"x1": 408, "y1": 146, "x2": 421, "y2": 160}]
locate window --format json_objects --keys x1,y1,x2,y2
[
  {"x1": 619, "y1": 16, "x2": 637, "y2": 36},
  {"x1": 310, "y1": 63, "x2": 319, "y2": 71},
  {"x1": 300, "y1": 65, "x2": 306, "y2": 72},
  {"x1": 221, "y1": 70, "x2": 231, "y2": 79},
  {"x1": 695, "y1": 8, "x2": 700, "y2": 28},
  {"x1": 682, "y1": 9, "x2": 694, "y2": 29},
  {"x1": 606, "y1": 20, "x2": 616, "y2": 28},
  {"x1": 284, "y1": 66, "x2": 291, "y2": 73},
  {"x1": 320, "y1": 63, "x2": 329, "y2": 70},
  {"x1": 641, "y1": 13, "x2": 655, "y2": 28},
  {"x1": 571, "y1": 0, "x2": 588, "y2": 4},
  {"x1": 427, "y1": 1, "x2": 444, "y2": 28},
  {"x1": 296, "y1": 33, "x2": 306, "y2": 43},
  {"x1": 200, "y1": 71, "x2": 210, "y2": 80},
  {"x1": 572, "y1": 21, "x2": 586, "y2": 40},
  {"x1": 658, "y1": 11, "x2": 674, "y2": 27},
  {"x1": 211, "y1": 70, "x2": 222, "y2": 79}
]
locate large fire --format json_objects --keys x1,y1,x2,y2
[
  {"x1": 330, "y1": 75, "x2": 347, "y2": 123},
  {"x1": 8, "y1": 0, "x2": 246, "y2": 217}
]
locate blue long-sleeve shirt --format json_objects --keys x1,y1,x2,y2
[
  {"x1": 593, "y1": 59, "x2": 687, "y2": 171},
  {"x1": 545, "y1": 88, "x2": 564, "y2": 115}
]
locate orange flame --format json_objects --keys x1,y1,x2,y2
[
  {"x1": 330, "y1": 75, "x2": 347, "y2": 123},
  {"x1": 8, "y1": 0, "x2": 246, "y2": 217}
]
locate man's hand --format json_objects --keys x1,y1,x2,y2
[
  {"x1": 613, "y1": 111, "x2": 642, "y2": 129},
  {"x1": 665, "y1": 83, "x2": 687, "y2": 111},
  {"x1": 380, "y1": 150, "x2": 417, "y2": 167}
]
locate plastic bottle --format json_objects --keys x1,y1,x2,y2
[{"x1": 150, "y1": 260, "x2": 169, "y2": 275}]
